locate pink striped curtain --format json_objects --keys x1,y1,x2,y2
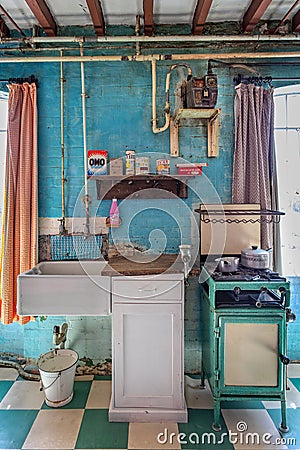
[{"x1": 0, "y1": 82, "x2": 38, "y2": 324}]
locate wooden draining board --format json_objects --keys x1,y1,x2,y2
[{"x1": 102, "y1": 254, "x2": 182, "y2": 276}]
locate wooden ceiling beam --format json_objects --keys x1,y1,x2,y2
[
  {"x1": 242, "y1": 0, "x2": 272, "y2": 33},
  {"x1": 86, "y1": 0, "x2": 105, "y2": 36},
  {"x1": 292, "y1": 7, "x2": 300, "y2": 32},
  {"x1": 143, "y1": 0, "x2": 154, "y2": 36},
  {"x1": 0, "y1": 17, "x2": 10, "y2": 38},
  {"x1": 24, "y1": 0, "x2": 57, "y2": 36},
  {"x1": 192, "y1": 0, "x2": 213, "y2": 35}
]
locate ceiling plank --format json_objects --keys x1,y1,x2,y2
[
  {"x1": 86, "y1": 0, "x2": 105, "y2": 36},
  {"x1": 0, "y1": 17, "x2": 10, "y2": 38},
  {"x1": 192, "y1": 0, "x2": 213, "y2": 35},
  {"x1": 242, "y1": 0, "x2": 272, "y2": 33},
  {"x1": 24, "y1": 0, "x2": 57, "y2": 36},
  {"x1": 292, "y1": 7, "x2": 300, "y2": 31},
  {"x1": 143, "y1": 0, "x2": 154, "y2": 36}
]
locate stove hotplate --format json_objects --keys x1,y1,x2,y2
[{"x1": 210, "y1": 265, "x2": 287, "y2": 282}]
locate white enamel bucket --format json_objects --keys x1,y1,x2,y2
[{"x1": 38, "y1": 349, "x2": 78, "y2": 407}]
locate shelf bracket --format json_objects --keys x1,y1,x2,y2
[
  {"x1": 208, "y1": 113, "x2": 219, "y2": 157},
  {"x1": 170, "y1": 116, "x2": 179, "y2": 157}
]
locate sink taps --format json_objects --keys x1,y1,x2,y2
[
  {"x1": 53, "y1": 323, "x2": 68, "y2": 349},
  {"x1": 100, "y1": 233, "x2": 109, "y2": 261},
  {"x1": 179, "y1": 244, "x2": 192, "y2": 279}
]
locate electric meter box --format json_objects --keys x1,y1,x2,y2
[{"x1": 185, "y1": 75, "x2": 218, "y2": 108}]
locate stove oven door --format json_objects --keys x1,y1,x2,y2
[{"x1": 217, "y1": 314, "x2": 286, "y2": 396}]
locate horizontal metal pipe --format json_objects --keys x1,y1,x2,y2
[
  {"x1": 23, "y1": 34, "x2": 300, "y2": 44},
  {"x1": 0, "y1": 51, "x2": 300, "y2": 63}
]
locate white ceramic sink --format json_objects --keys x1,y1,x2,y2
[{"x1": 17, "y1": 261, "x2": 111, "y2": 316}]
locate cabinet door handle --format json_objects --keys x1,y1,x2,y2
[{"x1": 138, "y1": 287, "x2": 157, "y2": 293}]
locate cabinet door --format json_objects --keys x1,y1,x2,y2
[
  {"x1": 218, "y1": 315, "x2": 285, "y2": 395},
  {"x1": 113, "y1": 302, "x2": 183, "y2": 409}
]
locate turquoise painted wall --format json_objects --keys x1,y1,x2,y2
[{"x1": 0, "y1": 38, "x2": 299, "y2": 368}]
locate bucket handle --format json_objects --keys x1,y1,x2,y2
[{"x1": 40, "y1": 372, "x2": 61, "y2": 392}]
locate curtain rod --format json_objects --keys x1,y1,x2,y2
[
  {"x1": 0, "y1": 75, "x2": 37, "y2": 84},
  {"x1": 233, "y1": 75, "x2": 273, "y2": 86}
]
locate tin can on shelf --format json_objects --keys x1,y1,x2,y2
[
  {"x1": 125, "y1": 150, "x2": 135, "y2": 175},
  {"x1": 156, "y1": 159, "x2": 170, "y2": 175}
]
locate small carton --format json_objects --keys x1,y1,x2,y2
[
  {"x1": 110, "y1": 157, "x2": 123, "y2": 176},
  {"x1": 156, "y1": 159, "x2": 170, "y2": 175},
  {"x1": 135, "y1": 157, "x2": 150, "y2": 175},
  {"x1": 88, "y1": 150, "x2": 108, "y2": 176}
]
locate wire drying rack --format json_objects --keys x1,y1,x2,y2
[{"x1": 194, "y1": 208, "x2": 285, "y2": 224}]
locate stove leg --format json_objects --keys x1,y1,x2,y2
[
  {"x1": 200, "y1": 367, "x2": 205, "y2": 389},
  {"x1": 212, "y1": 399, "x2": 221, "y2": 431},
  {"x1": 279, "y1": 399, "x2": 289, "y2": 433}
]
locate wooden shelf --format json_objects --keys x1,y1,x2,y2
[
  {"x1": 174, "y1": 108, "x2": 221, "y2": 122},
  {"x1": 174, "y1": 108, "x2": 221, "y2": 157},
  {"x1": 92, "y1": 174, "x2": 193, "y2": 200}
]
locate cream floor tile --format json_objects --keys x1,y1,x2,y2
[
  {"x1": 288, "y1": 364, "x2": 300, "y2": 378},
  {"x1": 222, "y1": 409, "x2": 288, "y2": 449},
  {"x1": 0, "y1": 380, "x2": 44, "y2": 409},
  {"x1": 184, "y1": 376, "x2": 214, "y2": 409},
  {"x1": 128, "y1": 422, "x2": 181, "y2": 449},
  {"x1": 0, "y1": 368, "x2": 18, "y2": 380},
  {"x1": 22, "y1": 409, "x2": 84, "y2": 449},
  {"x1": 85, "y1": 380, "x2": 112, "y2": 409},
  {"x1": 74, "y1": 374, "x2": 94, "y2": 381},
  {"x1": 262, "y1": 379, "x2": 300, "y2": 409}
]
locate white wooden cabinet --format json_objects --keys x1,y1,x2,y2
[{"x1": 109, "y1": 273, "x2": 187, "y2": 422}]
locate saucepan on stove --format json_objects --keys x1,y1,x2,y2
[
  {"x1": 215, "y1": 256, "x2": 240, "y2": 273},
  {"x1": 241, "y1": 246, "x2": 272, "y2": 269}
]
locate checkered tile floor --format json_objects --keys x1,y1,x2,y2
[{"x1": 0, "y1": 366, "x2": 300, "y2": 449}]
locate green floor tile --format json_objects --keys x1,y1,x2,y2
[
  {"x1": 185, "y1": 373, "x2": 202, "y2": 379},
  {"x1": 267, "y1": 408, "x2": 300, "y2": 449},
  {"x1": 94, "y1": 375, "x2": 112, "y2": 380},
  {"x1": 290, "y1": 378, "x2": 300, "y2": 392},
  {"x1": 221, "y1": 400, "x2": 264, "y2": 409},
  {"x1": 75, "y1": 409, "x2": 128, "y2": 449},
  {"x1": 0, "y1": 381, "x2": 14, "y2": 402},
  {"x1": 42, "y1": 380, "x2": 92, "y2": 409},
  {"x1": 0, "y1": 410, "x2": 38, "y2": 449},
  {"x1": 178, "y1": 409, "x2": 234, "y2": 449}
]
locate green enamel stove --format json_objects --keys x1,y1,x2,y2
[{"x1": 199, "y1": 263, "x2": 293, "y2": 432}]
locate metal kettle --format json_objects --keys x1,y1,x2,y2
[{"x1": 241, "y1": 245, "x2": 272, "y2": 269}]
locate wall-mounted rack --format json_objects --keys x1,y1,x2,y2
[
  {"x1": 93, "y1": 175, "x2": 194, "y2": 200},
  {"x1": 194, "y1": 207, "x2": 285, "y2": 224},
  {"x1": 173, "y1": 108, "x2": 221, "y2": 157}
]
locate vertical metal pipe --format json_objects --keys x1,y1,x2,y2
[
  {"x1": 58, "y1": 51, "x2": 67, "y2": 235},
  {"x1": 151, "y1": 58, "x2": 170, "y2": 133},
  {"x1": 60, "y1": 52, "x2": 66, "y2": 222},
  {"x1": 79, "y1": 43, "x2": 90, "y2": 235}
]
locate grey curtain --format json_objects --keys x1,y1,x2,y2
[{"x1": 232, "y1": 83, "x2": 279, "y2": 267}]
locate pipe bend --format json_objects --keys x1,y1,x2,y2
[
  {"x1": 152, "y1": 113, "x2": 170, "y2": 133},
  {"x1": 151, "y1": 59, "x2": 192, "y2": 134}
]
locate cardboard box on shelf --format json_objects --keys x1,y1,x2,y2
[
  {"x1": 135, "y1": 157, "x2": 150, "y2": 175},
  {"x1": 88, "y1": 150, "x2": 108, "y2": 175},
  {"x1": 110, "y1": 157, "x2": 123, "y2": 176}
]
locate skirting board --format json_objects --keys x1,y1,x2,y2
[{"x1": 108, "y1": 397, "x2": 188, "y2": 423}]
